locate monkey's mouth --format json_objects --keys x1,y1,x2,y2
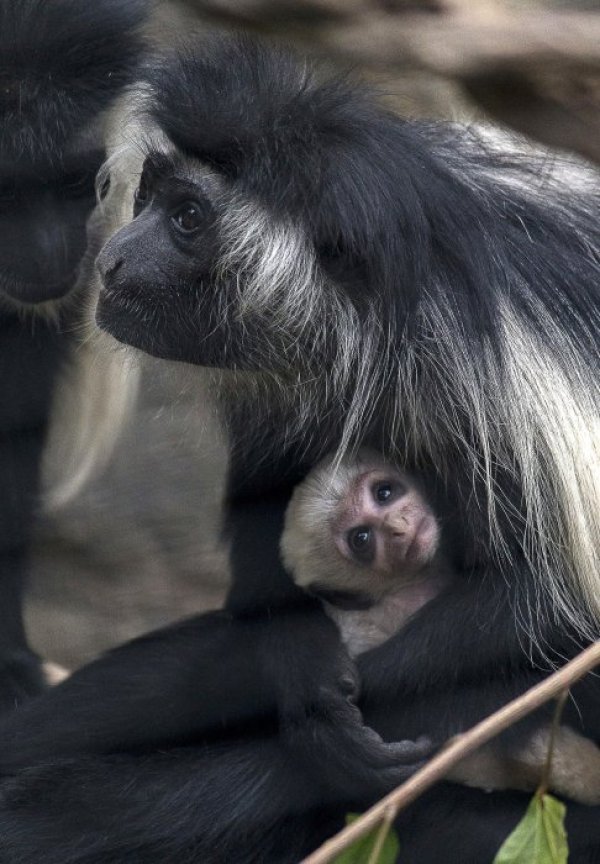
[
  {"x1": 0, "y1": 269, "x2": 76, "y2": 304},
  {"x1": 96, "y1": 285, "x2": 152, "y2": 348},
  {"x1": 403, "y1": 516, "x2": 437, "y2": 565},
  {"x1": 308, "y1": 584, "x2": 375, "y2": 610}
]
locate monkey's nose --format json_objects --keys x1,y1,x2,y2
[
  {"x1": 96, "y1": 245, "x2": 123, "y2": 281},
  {"x1": 384, "y1": 513, "x2": 409, "y2": 536}
]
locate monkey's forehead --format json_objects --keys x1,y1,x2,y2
[
  {"x1": 145, "y1": 36, "x2": 353, "y2": 166},
  {"x1": 143, "y1": 36, "x2": 531, "y2": 268},
  {"x1": 141, "y1": 35, "x2": 424, "y2": 231}
]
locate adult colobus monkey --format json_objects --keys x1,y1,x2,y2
[
  {"x1": 0, "y1": 0, "x2": 148, "y2": 709},
  {"x1": 0, "y1": 35, "x2": 598, "y2": 864},
  {"x1": 282, "y1": 450, "x2": 600, "y2": 806}
]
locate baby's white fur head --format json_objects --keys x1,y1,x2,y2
[{"x1": 281, "y1": 449, "x2": 439, "y2": 601}]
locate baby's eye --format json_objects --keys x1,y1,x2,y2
[
  {"x1": 349, "y1": 526, "x2": 370, "y2": 549},
  {"x1": 372, "y1": 479, "x2": 406, "y2": 504},
  {"x1": 374, "y1": 482, "x2": 392, "y2": 503},
  {"x1": 347, "y1": 526, "x2": 374, "y2": 563}
]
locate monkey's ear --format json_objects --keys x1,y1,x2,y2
[{"x1": 0, "y1": 0, "x2": 150, "y2": 174}]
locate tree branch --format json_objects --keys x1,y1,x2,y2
[{"x1": 302, "y1": 640, "x2": 600, "y2": 864}]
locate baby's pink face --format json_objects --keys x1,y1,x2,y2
[{"x1": 333, "y1": 467, "x2": 440, "y2": 579}]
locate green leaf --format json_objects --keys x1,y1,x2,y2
[
  {"x1": 493, "y1": 793, "x2": 569, "y2": 864},
  {"x1": 330, "y1": 814, "x2": 400, "y2": 864}
]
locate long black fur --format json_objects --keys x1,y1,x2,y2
[
  {"x1": 0, "y1": 0, "x2": 149, "y2": 710},
  {"x1": 0, "y1": 35, "x2": 597, "y2": 863}
]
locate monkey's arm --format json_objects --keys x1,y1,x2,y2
[
  {"x1": 449, "y1": 725, "x2": 600, "y2": 806},
  {"x1": 356, "y1": 566, "x2": 600, "y2": 796},
  {"x1": 0, "y1": 611, "x2": 278, "y2": 770},
  {"x1": 0, "y1": 321, "x2": 68, "y2": 710},
  {"x1": 0, "y1": 605, "x2": 430, "y2": 795},
  {"x1": 358, "y1": 568, "x2": 578, "y2": 713},
  {"x1": 2, "y1": 729, "x2": 600, "y2": 864}
]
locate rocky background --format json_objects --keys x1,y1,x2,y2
[{"x1": 27, "y1": 0, "x2": 600, "y2": 670}]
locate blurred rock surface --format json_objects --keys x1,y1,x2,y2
[{"x1": 28, "y1": 360, "x2": 228, "y2": 669}]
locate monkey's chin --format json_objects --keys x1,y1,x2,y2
[
  {"x1": 95, "y1": 287, "x2": 250, "y2": 370},
  {"x1": 0, "y1": 272, "x2": 75, "y2": 305},
  {"x1": 95, "y1": 288, "x2": 167, "y2": 359}
]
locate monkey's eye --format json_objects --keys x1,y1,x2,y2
[
  {"x1": 98, "y1": 173, "x2": 111, "y2": 201},
  {"x1": 133, "y1": 175, "x2": 149, "y2": 215},
  {"x1": 372, "y1": 480, "x2": 405, "y2": 504},
  {"x1": 347, "y1": 526, "x2": 373, "y2": 562},
  {"x1": 375, "y1": 483, "x2": 392, "y2": 503},
  {"x1": 135, "y1": 176, "x2": 148, "y2": 202},
  {"x1": 171, "y1": 201, "x2": 205, "y2": 235}
]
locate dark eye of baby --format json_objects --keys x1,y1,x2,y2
[
  {"x1": 374, "y1": 482, "x2": 392, "y2": 503},
  {"x1": 347, "y1": 526, "x2": 373, "y2": 562}
]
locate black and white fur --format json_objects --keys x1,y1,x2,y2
[
  {"x1": 0, "y1": 35, "x2": 597, "y2": 864},
  {"x1": 0, "y1": 0, "x2": 148, "y2": 709}
]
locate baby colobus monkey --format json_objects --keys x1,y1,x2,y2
[
  {"x1": 281, "y1": 450, "x2": 600, "y2": 806},
  {"x1": 282, "y1": 449, "x2": 447, "y2": 655}
]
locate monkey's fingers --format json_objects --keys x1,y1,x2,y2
[
  {"x1": 332, "y1": 720, "x2": 434, "y2": 793},
  {"x1": 356, "y1": 727, "x2": 438, "y2": 786},
  {"x1": 284, "y1": 688, "x2": 434, "y2": 797},
  {"x1": 381, "y1": 734, "x2": 436, "y2": 762}
]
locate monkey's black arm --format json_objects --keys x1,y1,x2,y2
[
  {"x1": 359, "y1": 576, "x2": 523, "y2": 696},
  {"x1": 357, "y1": 566, "x2": 600, "y2": 742},
  {"x1": 0, "y1": 582, "x2": 430, "y2": 795},
  {"x1": 0, "y1": 611, "x2": 279, "y2": 770},
  {"x1": 0, "y1": 600, "x2": 374, "y2": 775},
  {"x1": 0, "y1": 317, "x2": 68, "y2": 711}
]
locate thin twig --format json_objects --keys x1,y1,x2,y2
[
  {"x1": 366, "y1": 805, "x2": 397, "y2": 864},
  {"x1": 302, "y1": 640, "x2": 600, "y2": 864},
  {"x1": 538, "y1": 688, "x2": 570, "y2": 798}
]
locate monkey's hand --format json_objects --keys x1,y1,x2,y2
[
  {"x1": 267, "y1": 611, "x2": 435, "y2": 797},
  {"x1": 300, "y1": 693, "x2": 434, "y2": 797},
  {"x1": 308, "y1": 675, "x2": 434, "y2": 797},
  {"x1": 0, "y1": 650, "x2": 47, "y2": 714}
]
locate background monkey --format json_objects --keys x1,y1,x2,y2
[
  {"x1": 282, "y1": 450, "x2": 600, "y2": 806},
  {"x1": 0, "y1": 0, "x2": 148, "y2": 710}
]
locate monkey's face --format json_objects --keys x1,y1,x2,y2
[
  {"x1": 94, "y1": 38, "x2": 410, "y2": 384},
  {"x1": 95, "y1": 146, "x2": 366, "y2": 376},
  {"x1": 331, "y1": 464, "x2": 440, "y2": 583},
  {"x1": 281, "y1": 453, "x2": 441, "y2": 606},
  {"x1": 0, "y1": 0, "x2": 148, "y2": 307},
  {"x1": 0, "y1": 154, "x2": 101, "y2": 305},
  {"x1": 96, "y1": 151, "x2": 227, "y2": 364}
]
